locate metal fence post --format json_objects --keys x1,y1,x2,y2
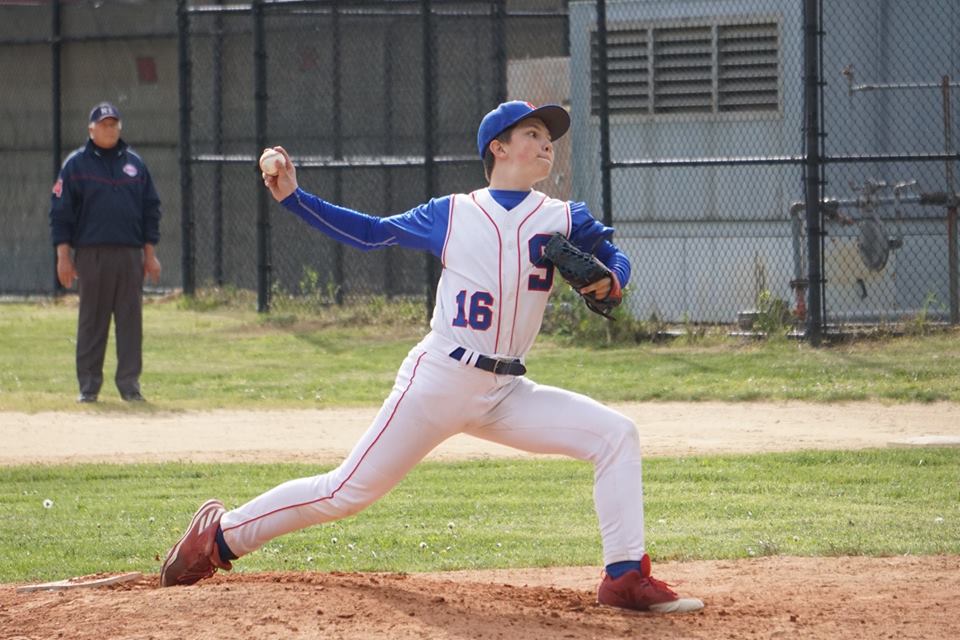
[
  {"x1": 177, "y1": 0, "x2": 195, "y2": 297},
  {"x1": 212, "y1": 0, "x2": 225, "y2": 287},
  {"x1": 383, "y1": 19, "x2": 397, "y2": 299},
  {"x1": 254, "y1": 0, "x2": 271, "y2": 312},
  {"x1": 422, "y1": 0, "x2": 438, "y2": 322},
  {"x1": 332, "y1": 0, "x2": 345, "y2": 305},
  {"x1": 596, "y1": 0, "x2": 613, "y2": 228},
  {"x1": 51, "y1": 0, "x2": 62, "y2": 294},
  {"x1": 803, "y1": 0, "x2": 824, "y2": 344},
  {"x1": 942, "y1": 75, "x2": 959, "y2": 325},
  {"x1": 493, "y1": 0, "x2": 506, "y2": 104}
]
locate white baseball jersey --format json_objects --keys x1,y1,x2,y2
[
  {"x1": 218, "y1": 186, "x2": 645, "y2": 568},
  {"x1": 432, "y1": 189, "x2": 569, "y2": 358}
]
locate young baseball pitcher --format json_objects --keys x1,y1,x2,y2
[{"x1": 160, "y1": 101, "x2": 703, "y2": 613}]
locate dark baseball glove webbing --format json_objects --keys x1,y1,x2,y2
[{"x1": 543, "y1": 233, "x2": 622, "y2": 319}]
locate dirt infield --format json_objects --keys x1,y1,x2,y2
[
  {"x1": 3, "y1": 400, "x2": 960, "y2": 465},
  {"x1": 2, "y1": 402, "x2": 959, "y2": 639},
  {"x1": 4, "y1": 557, "x2": 958, "y2": 639}
]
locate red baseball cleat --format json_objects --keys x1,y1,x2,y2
[
  {"x1": 597, "y1": 554, "x2": 704, "y2": 613},
  {"x1": 160, "y1": 499, "x2": 233, "y2": 587}
]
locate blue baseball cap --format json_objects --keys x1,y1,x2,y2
[
  {"x1": 477, "y1": 100, "x2": 570, "y2": 159},
  {"x1": 89, "y1": 102, "x2": 121, "y2": 123}
]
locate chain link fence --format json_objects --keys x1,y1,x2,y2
[
  {"x1": 181, "y1": 0, "x2": 567, "y2": 312},
  {"x1": 572, "y1": 0, "x2": 958, "y2": 332},
  {"x1": 817, "y1": 1, "x2": 960, "y2": 327},
  {"x1": 572, "y1": 3, "x2": 802, "y2": 327},
  {"x1": 0, "y1": 0, "x2": 182, "y2": 295},
  {"x1": 1, "y1": 0, "x2": 957, "y2": 336}
]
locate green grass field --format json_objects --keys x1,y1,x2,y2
[
  {"x1": 2, "y1": 299, "x2": 960, "y2": 411},
  {"x1": 1, "y1": 298, "x2": 958, "y2": 584},
  {"x1": 2, "y1": 449, "x2": 957, "y2": 583}
]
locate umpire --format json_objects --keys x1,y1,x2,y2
[{"x1": 49, "y1": 102, "x2": 162, "y2": 403}]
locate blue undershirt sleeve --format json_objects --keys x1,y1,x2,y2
[
  {"x1": 281, "y1": 188, "x2": 450, "y2": 258},
  {"x1": 568, "y1": 201, "x2": 631, "y2": 288},
  {"x1": 594, "y1": 240, "x2": 631, "y2": 289}
]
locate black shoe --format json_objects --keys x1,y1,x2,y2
[
  {"x1": 77, "y1": 393, "x2": 98, "y2": 403},
  {"x1": 121, "y1": 392, "x2": 146, "y2": 402}
]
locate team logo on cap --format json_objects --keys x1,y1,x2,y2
[{"x1": 123, "y1": 163, "x2": 138, "y2": 177}]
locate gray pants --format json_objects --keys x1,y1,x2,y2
[{"x1": 75, "y1": 246, "x2": 144, "y2": 397}]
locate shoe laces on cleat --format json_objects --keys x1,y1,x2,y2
[{"x1": 645, "y1": 574, "x2": 681, "y2": 598}]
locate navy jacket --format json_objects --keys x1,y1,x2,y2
[{"x1": 49, "y1": 138, "x2": 161, "y2": 248}]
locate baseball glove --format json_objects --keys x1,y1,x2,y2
[{"x1": 544, "y1": 233, "x2": 622, "y2": 319}]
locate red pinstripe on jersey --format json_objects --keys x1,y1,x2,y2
[
  {"x1": 441, "y1": 195, "x2": 456, "y2": 267},
  {"x1": 508, "y1": 194, "x2": 549, "y2": 353},
  {"x1": 470, "y1": 191, "x2": 504, "y2": 352}
]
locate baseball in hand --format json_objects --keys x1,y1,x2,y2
[{"x1": 259, "y1": 148, "x2": 286, "y2": 176}]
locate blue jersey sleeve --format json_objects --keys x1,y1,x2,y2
[
  {"x1": 281, "y1": 188, "x2": 450, "y2": 258},
  {"x1": 568, "y1": 201, "x2": 631, "y2": 288}
]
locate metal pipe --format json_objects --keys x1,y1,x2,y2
[
  {"x1": 177, "y1": 0, "x2": 196, "y2": 296},
  {"x1": 817, "y1": 0, "x2": 826, "y2": 322},
  {"x1": 1, "y1": 32, "x2": 177, "y2": 45},
  {"x1": 253, "y1": 0, "x2": 271, "y2": 311},
  {"x1": 851, "y1": 82, "x2": 960, "y2": 91},
  {"x1": 421, "y1": 0, "x2": 438, "y2": 321},
  {"x1": 943, "y1": 75, "x2": 958, "y2": 324},
  {"x1": 192, "y1": 151, "x2": 960, "y2": 171},
  {"x1": 613, "y1": 152, "x2": 959, "y2": 169},
  {"x1": 493, "y1": 0, "x2": 506, "y2": 104},
  {"x1": 789, "y1": 193, "x2": 960, "y2": 220},
  {"x1": 596, "y1": 0, "x2": 613, "y2": 227},
  {"x1": 332, "y1": 0, "x2": 344, "y2": 305},
  {"x1": 213, "y1": 0, "x2": 225, "y2": 286},
  {"x1": 383, "y1": 18, "x2": 396, "y2": 299},
  {"x1": 842, "y1": 63, "x2": 960, "y2": 95},
  {"x1": 802, "y1": 0, "x2": 823, "y2": 344},
  {"x1": 51, "y1": 0, "x2": 62, "y2": 294},
  {"x1": 190, "y1": 153, "x2": 475, "y2": 166},
  {"x1": 182, "y1": 6, "x2": 565, "y2": 19}
]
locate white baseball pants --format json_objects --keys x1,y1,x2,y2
[{"x1": 220, "y1": 332, "x2": 646, "y2": 566}]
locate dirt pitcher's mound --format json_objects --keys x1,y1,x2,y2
[{"x1": 3, "y1": 556, "x2": 958, "y2": 639}]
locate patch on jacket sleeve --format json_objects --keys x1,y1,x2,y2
[{"x1": 52, "y1": 178, "x2": 63, "y2": 198}]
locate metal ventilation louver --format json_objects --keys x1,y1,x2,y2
[
  {"x1": 652, "y1": 25, "x2": 713, "y2": 114},
  {"x1": 591, "y1": 28, "x2": 650, "y2": 115},
  {"x1": 590, "y1": 19, "x2": 780, "y2": 117},
  {"x1": 717, "y1": 22, "x2": 779, "y2": 112}
]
